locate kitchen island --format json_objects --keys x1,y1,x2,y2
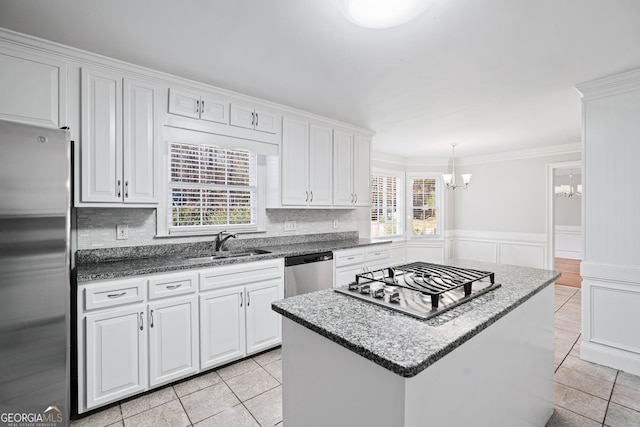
[{"x1": 271, "y1": 260, "x2": 560, "y2": 427}]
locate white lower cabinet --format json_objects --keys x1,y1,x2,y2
[
  {"x1": 84, "y1": 304, "x2": 147, "y2": 410},
  {"x1": 334, "y1": 244, "x2": 391, "y2": 287},
  {"x1": 78, "y1": 259, "x2": 283, "y2": 414},
  {"x1": 148, "y1": 295, "x2": 199, "y2": 387}
]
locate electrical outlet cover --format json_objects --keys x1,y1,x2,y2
[
  {"x1": 284, "y1": 220, "x2": 296, "y2": 231},
  {"x1": 116, "y1": 224, "x2": 129, "y2": 240}
]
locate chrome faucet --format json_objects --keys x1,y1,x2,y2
[{"x1": 215, "y1": 231, "x2": 237, "y2": 252}]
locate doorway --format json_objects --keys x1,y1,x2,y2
[{"x1": 546, "y1": 161, "x2": 582, "y2": 287}]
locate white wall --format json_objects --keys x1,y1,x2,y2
[{"x1": 554, "y1": 173, "x2": 581, "y2": 226}]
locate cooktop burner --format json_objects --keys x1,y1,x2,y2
[{"x1": 334, "y1": 262, "x2": 501, "y2": 320}]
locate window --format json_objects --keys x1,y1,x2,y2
[
  {"x1": 168, "y1": 142, "x2": 257, "y2": 233},
  {"x1": 408, "y1": 174, "x2": 441, "y2": 236},
  {"x1": 370, "y1": 170, "x2": 403, "y2": 238}
]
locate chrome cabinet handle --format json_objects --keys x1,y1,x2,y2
[
  {"x1": 139, "y1": 312, "x2": 144, "y2": 331},
  {"x1": 125, "y1": 181, "x2": 129, "y2": 198},
  {"x1": 117, "y1": 180, "x2": 121, "y2": 198},
  {"x1": 166, "y1": 284, "x2": 182, "y2": 290},
  {"x1": 150, "y1": 309, "x2": 154, "y2": 328},
  {"x1": 255, "y1": 112, "x2": 259, "y2": 127},
  {"x1": 310, "y1": 191, "x2": 313, "y2": 202},
  {"x1": 251, "y1": 112, "x2": 255, "y2": 126},
  {"x1": 196, "y1": 99, "x2": 200, "y2": 114},
  {"x1": 247, "y1": 292, "x2": 250, "y2": 307},
  {"x1": 347, "y1": 256, "x2": 355, "y2": 260},
  {"x1": 107, "y1": 292, "x2": 126, "y2": 298},
  {"x1": 305, "y1": 191, "x2": 309, "y2": 202},
  {"x1": 201, "y1": 100, "x2": 205, "y2": 113},
  {"x1": 240, "y1": 292, "x2": 243, "y2": 307},
  {"x1": 354, "y1": 193, "x2": 358, "y2": 204}
]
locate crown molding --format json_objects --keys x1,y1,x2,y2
[{"x1": 576, "y1": 68, "x2": 640, "y2": 102}]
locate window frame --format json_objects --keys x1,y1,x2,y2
[
  {"x1": 405, "y1": 172, "x2": 443, "y2": 239},
  {"x1": 157, "y1": 139, "x2": 259, "y2": 237},
  {"x1": 370, "y1": 168, "x2": 404, "y2": 240}
]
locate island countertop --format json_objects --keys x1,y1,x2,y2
[{"x1": 271, "y1": 259, "x2": 560, "y2": 378}]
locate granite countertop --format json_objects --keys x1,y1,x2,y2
[
  {"x1": 271, "y1": 259, "x2": 560, "y2": 378},
  {"x1": 76, "y1": 238, "x2": 390, "y2": 283}
]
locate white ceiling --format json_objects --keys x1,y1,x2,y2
[{"x1": 1, "y1": 0, "x2": 639, "y2": 159}]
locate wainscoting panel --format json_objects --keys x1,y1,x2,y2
[
  {"x1": 499, "y1": 242, "x2": 545, "y2": 269},
  {"x1": 454, "y1": 240, "x2": 498, "y2": 264},
  {"x1": 405, "y1": 241, "x2": 445, "y2": 264},
  {"x1": 555, "y1": 225, "x2": 582, "y2": 260},
  {"x1": 449, "y1": 231, "x2": 546, "y2": 269}
]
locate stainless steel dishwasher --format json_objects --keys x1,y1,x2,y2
[{"x1": 284, "y1": 251, "x2": 334, "y2": 297}]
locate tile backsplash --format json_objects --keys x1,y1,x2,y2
[{"x1": 76, "y1": 208, "x2": 358, "y2": 249}]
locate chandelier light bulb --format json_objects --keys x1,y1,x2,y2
[{"x1": 339, "y1": 0, "x2": 431, "y2": 29}]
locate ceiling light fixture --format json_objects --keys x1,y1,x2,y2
[
  {"x1": 339, "y1": 0, "x2": 431, "y2": 29},
  {"x1": 555, "y1": 170, "x2": 582, "y2": 198},
  {"x1": 442, "y1": 144, "x2": 471, "y2": 190}
]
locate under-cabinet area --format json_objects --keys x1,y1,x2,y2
[{"x1": 75, "y1": 258, "x2": 284, "y2": 414}]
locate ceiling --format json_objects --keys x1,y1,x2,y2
[{"x1": 1, "y1": 0, "x2": 639, "y2": 159}]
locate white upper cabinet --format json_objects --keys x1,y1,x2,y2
[
  {"x1": 80, "y1": 67, "x2": 158, "y2": 205},
  {"x1": 333, "y1": 130, "x2": 371, "y2": 207},
  {"x1": 230, "y1": 103, "x2": 278, "y2": 134},
  {"x1": 168, "y1": 88, "x2": 228, "y2": 124},
  {"x1": 0, "y1": 48, "x2": 66, "y2": 127},
  {"x1": 280, "y1": 117, "x2": 332, "y2": 207}
]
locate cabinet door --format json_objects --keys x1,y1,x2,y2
[
  {"x1": 123, "y1": 78, "x2": 157, "y2": 203},
  {"x1": 200, "y1": 93, "x2": 229, "y2": 124},
  {"x1": 254, "y1": 108, "x2": 278, "y2": 134},
  {"x1": 230, "y1": 104, "x2": 256, "y2": 130},
  {"x1": 333, "y1": 130, "x2": 354, "y2": 206},
  {"x1": 309, "y1": 123, "x2": 333, "y2": 206},
  {"x1": 81, "y1": 68, "x2": 122, "y2": 203},
  {"x1": 335, "y1": 265, "x2": 365, "y2": 288},
  {"x1": 245, "y1": 280, "x2": 283, "y2": 355},
  {"x1": 85, "y1": 305, "x2": 147, "y2": 410},
  {"x1": 168, "y1": 88, "x2": 199, "y2": 119},
  {"x1": 200, "y1": 288, "x2": 246, "y2": 369},
  {"x1": 281, "y1": 117, "x2": 309, "y2": 206},
  {"x1": 353, "y1": 134, "x2": 371, "y2": 206},
  {"x1": 148, "y1": 296, "x2": 198, "y2": 387},
  {"x1": 0, "y1": 50, "x2": 65, "y2": 127}
]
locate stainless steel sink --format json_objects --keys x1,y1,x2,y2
[{"x1": 186, "y1": 249, "x2": 271, "y2": 262}]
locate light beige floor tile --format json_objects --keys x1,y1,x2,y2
[
  {"x1": 194, "y1": 404, "x2": 259, "y2": 427},
  {"x1": 617, "y1": 371, "x2": 640, "y2": 392},
  {"x1": 555, "y1": 319, "x2": 582, "y2": 333},
  {"x1": 555, "y1": 339, "x2": 574, "y2": 354},
  {"x1": 252, "y1": 347, "x2": 282, "y2": 367},
  {"x1": 106, "y1": 421, "x2": 124, "y2": 427},
  {"x1": 554, "y1": 366, "x2": 614, "y2": 400},
  {"x1": 123, "y1": 399, "x2": 189, "y2": 427},
  {"x1": 120, "y1": 386, "x2": 177, "y2": 418},
  {"x1": 226, "y1": 366, "x2": 280, "y2": 402},
  {"x1": 263, "y1": 359, "x2": 282, "y2": 383},
  {"x1": 180, "y1": 382, "x2": 240, "y2": 423},
  {"x1": 71, "y1": 405, "x2": 122, "y2": 427},
  {"x1": 174, "y1": 371, "x2": 223, "y2": 397},
  {"x1": 555, "y1": 310, "x2": 582, "y2": 323},
  {"x1": 555, "y1": 350, "x2": 569, "y2": 366},
  {"x1": 545, "y1": 406, "x2": 601, "y2": 427},
  {"x1": 561, "y1": 355, "x2": 618, "y2": 382},
  {"x1": 569, "y1": 342, "x2": 581, "y2": 358},
  {"x1": 244, "y1": 385, "x2": 283, "y2": 427},
  {"x1": 604, "y1": 401, "x2": 640, "y2": 427},
  {"x1": 611, "y1": 383, "x2": 640, "y2": 412},
  {"x1": 554, "y1": 382, "x2": 608, "y2": 423},
  {"x1": 555, "y1": 328, "x2": 580, "y2": 344},
  {"x1": 217, "y1": 358, "x2": 261, "y2": 381}
]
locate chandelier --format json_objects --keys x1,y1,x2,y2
[
  {"x1": 442, "y1": 144, "x2": 471, "y2": 190},
  {"x1": 555, "y1": 170, "x2": 582, "y2": 198}
]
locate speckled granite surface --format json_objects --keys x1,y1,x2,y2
[
  {"x1": 76, "y1": 233, "x2": 390, "y2": 282},
  {"x1": 272, "y1": 259, "x2": 560, "y2": 378}
]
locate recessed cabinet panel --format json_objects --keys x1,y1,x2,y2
[
  {"x1": 281, "y1": 118, "x2": 309, "y2": 205},
  {"x1": 200, "y1": 288, "x2": 246, "y2": 369},
  {"x1": 81, "y1": 68, "x2": 122, "y2": 203},
  {"x1": 0, "y1": 51, "x2": 64, "y2": 127},
  {"x1": 333, "y1": 131, "x2": 354, "y2": 206},
  {"x1": 230, "y1": 104, "x2": 277, "y2": 134},
  {"x1": 254, "y1": 108, "x2": 278, "y2": 134},
  {"x1": 353, "y1": 134, "x2": 371, "y2": 206},
  {"x1": 85, "y1": 305, "x2": 147, "y2": 409},
  {"x1": 123, "y1": 79, "x2": 157, "y2": 203},
  {"x1": 148, "y1": 296, "x2": 198, "y2": 386},
  {"x1": 168, "y1": 88, "x2": 199, "y2": 119},
  {"x1": 308, "y1": 124, "x2": 333, "y2": 206},
  {"x1": 200, "y1": 94, "x2": 228, "y2": 124},
  {"x1": 246, "y1": 281, "x2": 282, "y2": 354}
]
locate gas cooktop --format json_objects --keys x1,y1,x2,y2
[{"x1": 334, "y1": 262, "x2": 501, "y2": 320}]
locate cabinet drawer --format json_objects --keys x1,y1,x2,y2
[
  {"x1": 83, "y1": 277, "x2": 146, "y2": 311},
  {"x1": 200, "y1": 259, "x2": 284, "y2": 292},
  {"x1": 334, "y1": 249, "x2": 365, "y2": 268},
  {"x1": 335, "y1": 265, "x2": 364, "y2": 288},
  {"x1": 365, "y1": 246, "x2": 391, "y2": 262},
  {"x1": 148, "y1": 271, "x2": 198, "y2": 300}
]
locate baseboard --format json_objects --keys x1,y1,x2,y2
[{"x1": 581, "y1": 341, "x2": 640, "y2": 377}]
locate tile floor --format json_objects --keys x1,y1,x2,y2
[{"x1": 72, "y1": 284, "x2": 640, "y2": 427}]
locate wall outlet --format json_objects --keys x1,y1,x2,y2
[
  {"x1": 333, "y1": 219, "x2": 339, "y2": 229},
  {"x1": 116, "y1": 224, "x2": 129, "y2": 240},
  {"x1": 284, "y1": 220, "x2": 296, "y2": 232}
]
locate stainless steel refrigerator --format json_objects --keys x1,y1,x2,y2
[{"x1": 0, "y1": 119, "x2": 70, "y2": 425}]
